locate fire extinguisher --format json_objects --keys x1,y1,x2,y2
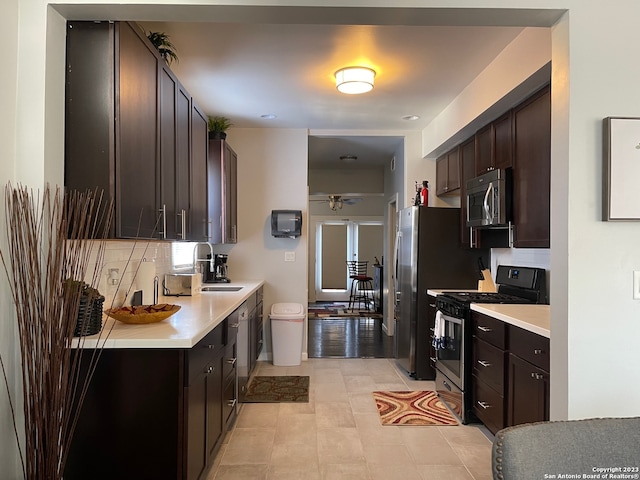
[{"x1": 420, "y1": 181, "x2": 429, "y2": 206}]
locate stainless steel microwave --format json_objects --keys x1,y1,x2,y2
[{"x1": 466, "y1": 169, "x2": 511, "y2": 227}]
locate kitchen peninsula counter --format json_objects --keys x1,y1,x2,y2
[
  {"x1": 77, "y1": 280, "x2": 264, "y2": 349},
  {"x1": 471, "y1": 303, "x2": 550, "y2": 338},
  {"x1": 427, "y1": 288, "x2": 550, "y2": 338}
]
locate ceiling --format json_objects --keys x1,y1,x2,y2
[
  {"x1": 139, "y1": 20, "x2": 527, "y2": 169},
  {"x1": 55, "y1": 5, "x2": 560, "y2": 172}
]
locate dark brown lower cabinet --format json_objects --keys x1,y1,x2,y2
[
  {"x1": 65, "y1": 319, "x2": 235, "y2": 480},
  {"x1": 472, "y1": 373, "x2": 505, "y2": 434},
  {"x1": 508, "y1": 353, "x2": 550, "y2": 426},
  {"x1": 471, "y1": 311, "x2": 549, "y2": 433}
]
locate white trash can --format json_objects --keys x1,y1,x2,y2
[{"x1": 270, "y1": 303, "x2": 305, "y2": 366}]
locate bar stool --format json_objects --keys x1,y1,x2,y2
[{"x1": 346, "y1": 260, "x2": 373, "y2": 311}]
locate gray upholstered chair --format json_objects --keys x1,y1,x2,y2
[{"x1": 492, "y1": 417, "x2": 640, "y2": 480}]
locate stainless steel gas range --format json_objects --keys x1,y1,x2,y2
[{"x1": 433, "y1": 265, "x2": 547, "y2": 424}]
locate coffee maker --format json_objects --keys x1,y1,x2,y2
[{"x1": 213, "y1": 254, "x2": 230, "y2": 283}]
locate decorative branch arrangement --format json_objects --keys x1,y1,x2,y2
[{"x1": 0, "y1": 184, "x2": 113, "y2": 480}]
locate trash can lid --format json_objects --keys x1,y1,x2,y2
[{"x1": 270, "y1": 303, "x2": 304, "y2": 315}]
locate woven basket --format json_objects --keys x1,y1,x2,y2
[{"x1": 74, "y1": 294, "x2": 105, "y2": 337}]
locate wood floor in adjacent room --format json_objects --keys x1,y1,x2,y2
[
  {"x1": 307, "y1": 302, "x2": 394, "y2": 359},
  {"x1": 308, "y1": 317, "x2": 395, "y2": 359}
]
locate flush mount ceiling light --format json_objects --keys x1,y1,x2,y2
[{"x1": 335, "y1": 67, "x2": 376, "y2": 94}]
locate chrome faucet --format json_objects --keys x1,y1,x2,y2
[{"x1": 192, "y1": 242, "x2": 214, "y2": 275}]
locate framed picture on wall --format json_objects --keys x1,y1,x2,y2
[{"x1": 603, "y1": 117, "x2": 640, "y2": 220}]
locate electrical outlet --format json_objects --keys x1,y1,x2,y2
[
  {"x1": 284, "y1": 251, "x2": 295, "y2": 262},
  {"x1": 108, "y1": 268, "x2": 120, "y2": 286},
  {"x1": 634, "y1": 271, "x2": 640, "y2": 299}
]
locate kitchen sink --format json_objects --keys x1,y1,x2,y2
[{"x1": 201, "y1": 285, "x2": 243, "y2": 292}]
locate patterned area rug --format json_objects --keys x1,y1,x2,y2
[
  {"x1": 243, "y1": 376, "x2": 309, "y2": 403},
  {"x1": 372, "y1": 391, "x2": 459, "y2": 426}
]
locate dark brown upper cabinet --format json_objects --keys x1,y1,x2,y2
[
  {"x1": 512, "y1": 85, "x2": 551, "y2": 248},
  {"x1": 474, "y1": 111, "x2": 513, "y2": 176},
  {"x1": 65, "y1": 21, "x2": 206, "y2": 241},
  {"x1": 436, "y1": 146, "x2": 461, "y2": 196}
]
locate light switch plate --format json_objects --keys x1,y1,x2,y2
[
  {"x1": 285, "y1": 251, "x2": 295, "y2": 262},
  {"x1": 634, "y1": 271, "x2": 640, "y2": 299}
]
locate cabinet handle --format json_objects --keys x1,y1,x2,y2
[
  {"x1": 227, "y1": 357, "x2": 237, "y2": 366},
  {"x1": 158, "y1": 204, "x2": 167, "y2": 239},
  {"x1": 229, "y1": 322, "x2": 240, "y2": 329},
  {"x1": 530, "y1": 372, "x2": 545, "y2": 380},
  {"x1": 533, "y1": 349, "x2": 543, "y2": 355},
  {"x1": 429, "y1": 356, "x2": 437, "y2": 364},
  {"x1": 470, "y1": 227, "x2": 477, "y2": 248},
  {"x1": 177, "y1": 209, "x2": 187, "y2": 240},
  {"x1": 477, "y1": 326, "x2": 492, "y2": 332},
  {"x1": 477, "y1": 360, "x2": 491, "y2": 368},
  {"x1": 477, "y1": 401, "x2": 491, "y2": 409},
  {"x1": 227, "y1": 398, "x2": 237, "y2": 408},
  {"x1": 206, "y1": 344, "x2": 216, "y2": 349},
  {"x1": 205, "y1": 365, "x2": 214, "y2": 374},
  {"x1": 206, "y1": 219, "x2": 213, "y2": 242}
]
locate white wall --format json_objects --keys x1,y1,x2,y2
[
  {"x1": 223, "y1": 128, "x2": 309, "y2": 359},
  {"x1": 5, "y1": 2, "x2": 640, "y2": 477},
  {"x1": 0, "y1": 0, "x2": 19, "y2": 474}
]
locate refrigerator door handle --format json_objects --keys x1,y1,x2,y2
[{"x1": 393, "y1": 229, "x2": 402, "y2": 305}]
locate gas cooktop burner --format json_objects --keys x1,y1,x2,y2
[{"x1": 441, "y1": 291, "x2": 534, "y2": 304}]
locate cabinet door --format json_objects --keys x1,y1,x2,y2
[
  {"x1": 176, "y1": 83, "x2": 191, "y2": 240},
  {"x1": 222, "y1": 341, "x2": 238, "y2": 428},
  {"x1": 185, "y1": 375, "x2": 207, "y2": 480},
  {"x1": 190, "y1": 103, "x2": 209, "y2": 242},
  {"x1": 206, "y1": 356, "x2": 223, "y2": 462},
  {"x1": 436, "y1": 154, "x2": 448, "y2": 195},
  {"x1": 507, "y1": 353, "x2": 549, "y2": 426},
  {"x1": 116, "y1": 21, "x2": 160, "y2": 239},
  {"x1": 493, "y1": 111, "x2": 513, "y2": 170},
  {"x1": 159, "y1": 65, "x2": 177, "y2": 240},
  {"x1": 65, "y1": 21, "x2": 115, "y2": 237},
  {"x1": 446, "y1": 147, "x2": 461, "y2": 191},
  {"x1": 222, "y1": 142, "x2": 238, "y2": 243},
  {"x1": 208, "y1": 140, "x2": 238, "y2": 244},
  {"x1": 436, "y1": 148, "x2": 460, "y2": 196},
  {"x1": 474, "y1": 124, "x2": 492, "y2": 175},
  {"x1": 512, "y1": 86, "x2": 551, "y2": 248}
]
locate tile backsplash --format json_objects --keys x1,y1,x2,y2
[{"x1": 90, "y1": 240, "x2": 174, "y2": 308}]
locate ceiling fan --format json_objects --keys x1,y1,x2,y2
[{"x1": 311, "y1": 195, "x2": 362, "y2": 211}]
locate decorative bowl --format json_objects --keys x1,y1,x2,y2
[{"x1": 105, "y1": 304, "x2": 181, "y2": 324}]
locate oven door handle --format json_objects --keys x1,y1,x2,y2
[{"x1": 438, "y1": 312, "x2": 463, "y2": 325}]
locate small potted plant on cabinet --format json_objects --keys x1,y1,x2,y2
[
  {"x1": 146, "y1": 31, "x2": 178, "y2": 65},
  {"x1": 208, "y1": 115, "x2": 233, "y2": 140}
]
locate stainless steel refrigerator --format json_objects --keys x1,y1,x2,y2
[{"x1": 394, "y1": 206, "x2": 487, "y2": 380}]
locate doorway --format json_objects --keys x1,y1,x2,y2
[{"x1": 313, "y1": 219, "x2": 383, "y2": 302}]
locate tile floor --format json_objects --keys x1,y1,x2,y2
[{"x1": 207, "y1": 358, "x2": 494, "y2": 480}]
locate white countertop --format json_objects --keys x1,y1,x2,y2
[
  {"x1": 471, "y1": 303, "x2": 550, "y2": 338},
  {"x1": 74, "y1": 280, "x2": 264, "y2": 349},
  {"x1": 426, "y1": 288, "x2": 550, "y2": 338}
]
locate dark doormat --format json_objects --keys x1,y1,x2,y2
[{"x1": 243, "y1": 376, "x2": 310, "y2": 403}]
